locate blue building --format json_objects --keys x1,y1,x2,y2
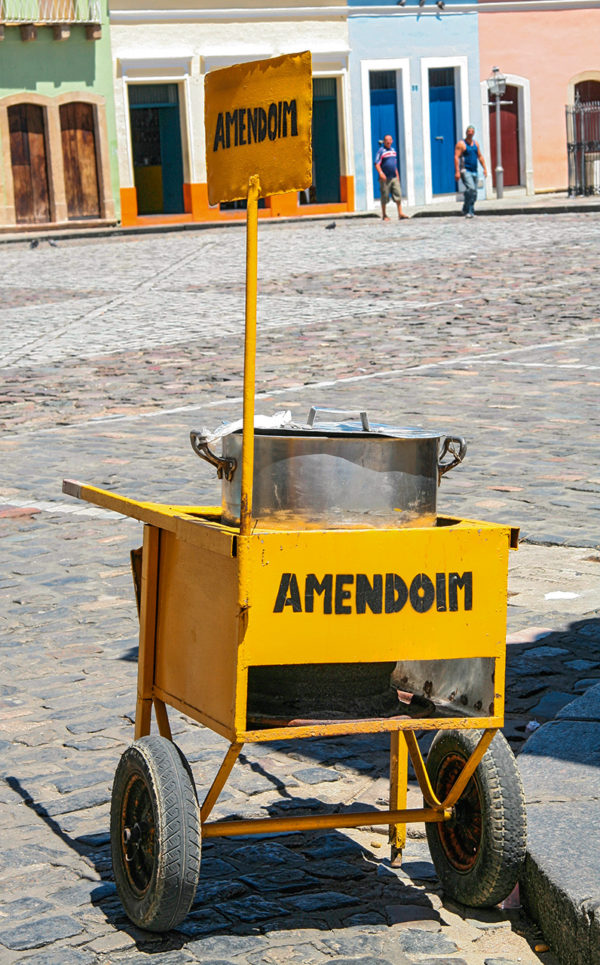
[{"x1": 348, "y1": 0, "x2": 482, "y2": 210}]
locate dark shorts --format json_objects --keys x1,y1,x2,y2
[{"x1": 380, "y1": 176, "x2": 402, "y2": 204}]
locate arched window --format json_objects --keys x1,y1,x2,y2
[{"x1": 575, "y1": 80, "x2": 600, "y2": 103}]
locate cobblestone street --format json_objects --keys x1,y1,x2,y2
[{"x1": 1, "y1": 212, "x2": 599, "y2": 964}]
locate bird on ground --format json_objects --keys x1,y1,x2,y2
[
  {"x1": 325, "y1": 222, "x2": 336, "y2": 230},
  {"x1": 48, "y1": 239, "x2": 59, "y2": 248},
  {"x1": 29, "y1": 239, "x2": 39, "y2": 249}
]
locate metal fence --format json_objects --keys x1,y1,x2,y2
[
  {"x1": 0, "y1": 0, "x2": 100, "y2": 23},
  {"x1": 566, "y1": 99, "x2": 600, "y2": 196}
]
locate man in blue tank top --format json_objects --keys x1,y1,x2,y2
[{"x1": 454, "y1": 126, "x2": 487, "y2": 218}]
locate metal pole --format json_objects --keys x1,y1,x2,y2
[
  {"x1": 495, "y1": 92, "x2": 504, "y2": 199},
  {"x1": 240, "y1": 174, "x2": 261, "y2": 537}
]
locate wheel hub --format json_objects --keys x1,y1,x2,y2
[
  {"x1": 435, "y1": 753, "x2": 482, "y2": 872},
  {"x1": 120, "y1": 775, "x2": 156, "y2": 895}
]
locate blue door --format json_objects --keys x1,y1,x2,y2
[
  {"x1": 369, "y1": 71, "x2": 398, "y2": 200},
  {"x1": 429, "y1": 68, "x2": 457, "y2": 195}
]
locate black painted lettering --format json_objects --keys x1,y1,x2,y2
[
  {"x1": 239, "y1": 107, "x2": 246, "y2": 145},
  {"x1": 385, "y1": 573, "x2": 408, "y2": 613},
  {"x1": 410, "y1": 574, "x2": 435, "y2": 613},
  {"x1": 449, "y1": 572, "x2": 473, "y2": 611},
  {"x1": 277, "y1": 100, "x2": 282, "y2": 138},
  {"x1": 213, "y1": 113, "x2": 225, "y2": 151},
  {"x1": 305, "y1": 573, "x2": 333, "y2": 614},
  {"x1": 335, "y1": 574, "x2": 354, "y2": 615},
  {"x1": 257, "y1": 107, "x2": 267, "y2": 142},
  {"x1": 268, "y1": 102, "x2": 278, "y2": 141},
  {"x1": 282, "y1": 100, "x2": 297, "y2": 137},
  {"x1": 225, "y1": 110, "x2": 237, "y2": 149},
  {"x1": 436, "y1": 572, "x2": 447, "y2": 612},
  {"x1": 247, "y1": 107, "x2": 258, "y2": 144},
  {"x1": 273, "y1": 573, "x2": 302, "y2": 613},
  {"x1": 356, "y1": 573, "x2": 383, "y2": 614}
]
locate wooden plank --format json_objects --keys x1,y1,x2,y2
[
  {"x1": 8, "y1": 104, "x2": 50, "y2": 224},
  {"x1": 154, "y1": 530, "x2": 239, "y2": 735},
  {"x1": 135, "y1": 525, "x2": 160, "y2": 739},
  {"x1": 60, "y1": 102, "x2": 100, "y2": 220}
]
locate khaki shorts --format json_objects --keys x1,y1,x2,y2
[{"x1": 380, "y1": 176, "x2": 402, "y2": 204}]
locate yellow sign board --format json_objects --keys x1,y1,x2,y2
[{"x1": 204, "y1": 51, "x2": 313, "y2": 205}]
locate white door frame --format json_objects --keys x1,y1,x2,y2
[
  {"x1": 360, "y1": 58, "x2": 414, "y2": 209},
  {"x1": 480, "y1": 73, "x2": 534, "y2": 196},
  {"x1": 421, "y1": 55, "x2": 469, "y2": 204}
]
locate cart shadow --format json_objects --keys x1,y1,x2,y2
[{"x1": 4, "y1": 774, "x2": 444, "y2": 953}]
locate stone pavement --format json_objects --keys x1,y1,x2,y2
[{"x1": 1, "y1": 212, "x2": 599, "y2": 964}]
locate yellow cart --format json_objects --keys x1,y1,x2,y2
[{"x1": 63, "y1": 479, "x2": 526, "y2": 933}]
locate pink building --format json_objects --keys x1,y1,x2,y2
[{"x1": 478, "y1": 1, "x2": 600, "y2": 196}]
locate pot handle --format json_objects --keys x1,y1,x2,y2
[
  {"x1": 307, "y1": 407, "x2": 371, "y2": 430},
  {"x1": 438, "y1": 436, "x2": 467, "y2": 482},
  {"x1": 190, "y1": 430, "x2": 237, "y2": 482}
]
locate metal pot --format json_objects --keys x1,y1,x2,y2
[{"x1": 190, "y1": 407, "x2": 466, "y2": 530}]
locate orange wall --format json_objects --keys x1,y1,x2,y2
[{"x1": 479, "y1": 9, "x2": 600, "y2": 190}]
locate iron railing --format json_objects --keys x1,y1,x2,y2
[
  {"x1": 566, "y1": 99, "x2": 600, "y2": 196},
  {"x1": 0, "y1": 0, "x2": 100, "y2": 23}
]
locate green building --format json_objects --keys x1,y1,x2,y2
[{"x1": 0, "y1": 0, "x2": 119, "y2": 229}]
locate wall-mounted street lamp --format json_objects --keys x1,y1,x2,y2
[{"x1": 486, "y1": 65, "x2": 507, "y2": 199}]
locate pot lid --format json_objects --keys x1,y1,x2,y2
[{"x1": 193, "y1": 407, "x2": 445, "y2": 446}]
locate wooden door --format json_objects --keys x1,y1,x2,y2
[
  {"x1": 8, "y1": 104, "x2": 51, "y2": 225},
  {"x1": 489, "y1": 85, "x2": 520, "y2": 187},
  {"x1": 311, "y1": 78, "x2": 340, "y2": 203},
  {"x1": 60, "y1": 102, "x2": 100, "y2": 219}
]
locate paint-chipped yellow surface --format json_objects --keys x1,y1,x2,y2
[{"x1": 204, "y1": 51, "x2": 313, "y2": 204}]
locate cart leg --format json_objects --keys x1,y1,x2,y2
[
  {"x1": 389, "y1": 730, "x2": 408, "y2": 866},
  {"x1": 201, "y1": 743, "x2": 243, "y2": 824},
  {"x1": 134, "y1": 524, "x2": 160, "y2": 740},
  {"x1": 153, "y1": 698, "x2": 173, "y2": 741}
]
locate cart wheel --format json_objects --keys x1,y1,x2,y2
[
  {"x1": 111, "y1": 736, "x2": 201, "y2": 932},
  {"x1": 424, "y1": 729, "x2": 526, "y2": 908}
]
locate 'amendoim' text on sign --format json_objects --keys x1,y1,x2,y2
[{"x1": 205, "y1": 51, "x2": 312, "y2": 205}]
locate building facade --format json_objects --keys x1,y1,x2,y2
[
  {"x1": 348, "y1": 0, "x2": 483, "y2": 211},
  {"x1": 478, "y1": 0, "x2": 600, "y2": 197},
  {"x1": 109, "y1": 0, "x2": 356, "y2": 226},
  {"x1": 0, "y1": 0, "x2": 119, "y2": 230}
]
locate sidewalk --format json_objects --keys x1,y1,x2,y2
[
  {"x1": 518, "y1": 682, "x2": 600, "y2": 965},
  {"x1": 1, "y1": 191, "x2": 600, "y2": 246}
]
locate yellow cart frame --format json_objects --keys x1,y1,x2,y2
[
  {"x1": 62, "y1": 174, "x2": 523, "y2": 930},
  {"x1": 63, "y1": 479, "x2": 518, "y2": 856}
]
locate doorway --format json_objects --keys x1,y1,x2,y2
[
  {"x1": 60, "y1": 102, "x2": 100, "y2": 219},
  {"x1": 428, "y1": 67, "x2": 457, "y2": 195},
  {"x1": 488, "y1": 85, "x2": 520, "y2": 187},
  {"x1": 128, "y1": 84, "x2": 184, "y2": 215},
  {"x1": 301, "y1": 78, "x2": 340, "y2": 204},
  {"x1": 8, "y1": 103, "x2": 51, "y2": 224},
  {"x1": 369, "y1": 70, "x2": 399, "y2": 201}
]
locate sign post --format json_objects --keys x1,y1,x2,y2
[{"x1": 204, "y1": 51, "x2": 313, "y2": 536}]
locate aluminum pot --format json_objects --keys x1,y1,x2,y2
[{"x1": 190, "y1": 407, "x2": 466, "y2": 530}]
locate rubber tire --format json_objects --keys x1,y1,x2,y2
[
  {"x1": 111, "y1": 736, "x2": 201, "y2": 932},
  {"x1": 425, "y1": 729, "x2": 527, "y2": 908}
]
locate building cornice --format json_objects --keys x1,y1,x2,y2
[{"x1": 109, "y1": 0, "x2": 600, "y2": 23}]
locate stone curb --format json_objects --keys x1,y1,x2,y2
[
  {"x1": 1, "y1": 195, "x2": 599, "y2": 246},
  {"x1": 518, "y1": 683, "x2": 600, "y2": 965}
]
